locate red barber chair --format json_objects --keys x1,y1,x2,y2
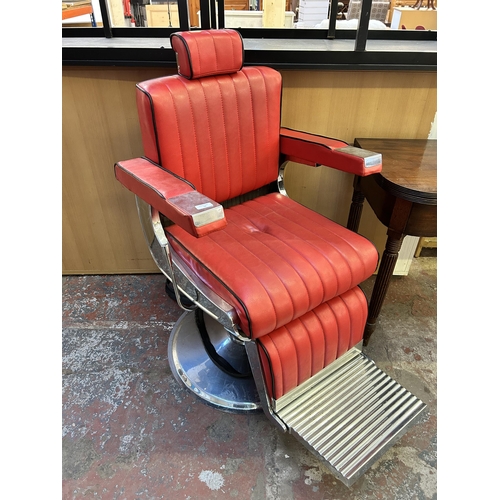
[{"x1": 114, "y1": 29, "x2": 427, "y2": 487}]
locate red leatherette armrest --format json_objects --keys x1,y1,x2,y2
[
  {"x1": 280, "y1": 128, "x2": 382, "y2": 176},
  {"x1": 114, "y1": 157, "x2": 227, "y2": 237}
]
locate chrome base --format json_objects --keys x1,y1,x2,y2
[{"x1": 168, "y1": 310, "x2": 261, "y2": 413}]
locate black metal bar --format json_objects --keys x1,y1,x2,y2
[
  {"x1": 218, "y1": 0, "x2": 225, "y2": 29},
  {"x1": 327, "y1": 0, "x2": 337, "y2": 39},
  {"x1": 62, "y1": 42, "x2": 437, "y2": 70},
  {"x1": 61, "y1": 25, "x2": 437, "y2": 41},
  {"x1": 98, "y1": 0, "x2": 112, "y2": 38},
  {"x1": 209, "y1": 0, "x2": 217, "y2": 28},
  {"x1": 355, "y1": 0, "x2": 373, "y2": 51},
  {"x1": 178, "y1": 0, "x2": 190, "y2": 31},
  {"x1": 63, "y1": 25, "x2": 436, "y2": 42},
  {"x1": 200, "y1": 0, "x2": 211, "y2": 28}
]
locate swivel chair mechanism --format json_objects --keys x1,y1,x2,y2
[{"x1": 114, "y1": 28, "x2": 427, "y2": 487}]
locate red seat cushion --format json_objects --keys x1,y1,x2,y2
[{"x1": 166, "y1": 193, "x2": 378, "y2": 339}]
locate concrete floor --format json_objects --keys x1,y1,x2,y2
[{"x1": 62, "y1": 250, "x2": 437, "y2": 500}]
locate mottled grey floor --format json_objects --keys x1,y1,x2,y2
[{"x1": 62, "y1": 251, "x2": 436, "y2": 499}]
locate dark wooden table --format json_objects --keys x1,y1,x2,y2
[{"x1": 347, "y1": 138, "x2": 437, "y2": 344}]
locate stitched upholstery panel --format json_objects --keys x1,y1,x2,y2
[
  {"x1": 136, "y1": 66, "x2": 282, "y2": 204},
  {"x1": 257, "y1": 286, "x2": 367, "y2": 399},
  {"x1": 167, "y1": 193, "x2": 378, "y2": 339},
  {"x1": 171, "y1": 29, "x2": 244, "y2": 80}
]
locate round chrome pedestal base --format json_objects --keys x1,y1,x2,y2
[{"x1": 168, "y1": 310, "x2": 261, "y2": 413}]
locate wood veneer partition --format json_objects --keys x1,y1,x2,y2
[{"x1": 62, "y1": 66, "x2": 437, "y2": 274}]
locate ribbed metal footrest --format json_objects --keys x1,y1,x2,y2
[{"x1": 275, "y1": 348, "x2": 427, "y2": 487}]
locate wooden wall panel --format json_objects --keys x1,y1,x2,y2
[
  {"x1": 63, "y1": 67, "x2": 175, "y2": 274},
  {"x1": 62, "y1": 67, "x2": 437, "y2": 274},
  {"x1": 280, "y1": 70, "x2": 437, "y2": 259}
]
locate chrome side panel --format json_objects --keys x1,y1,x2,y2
[
  {"x1": 245, "y1": 341, "x2": 287, "y2": 431},
  {"x1": 135, "y1": 197, "x2": 241, "y2": 335},
  {"x1": 136, "y1": 196, "x2": 171, "y2": 276},
  {"x1": 277, "y1": 162, "x2": 288, "y2": 197}
]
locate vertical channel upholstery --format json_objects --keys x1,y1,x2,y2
[
  {"x1": 257, "y1": 287, "x2": 367, "y2": 400},
  {"x1": 171, "y1": 29, "x2": 244, "y2": 79},
  {"x1": 136, "y1": 32, "x2": 281, "y2": 204}
]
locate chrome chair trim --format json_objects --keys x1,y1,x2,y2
[
  {"x1": 245, "y1": 340, "x2": 288, "y2": 431},
  {"x1": 337, "y1": 146, "x2": 382, "y2": 168},
  {"x1": 136, "y1": 196, "x2": 242, "y2": 335},
  {"x1": 277, "y1": 162, "x2": 288, "y2": 197}
]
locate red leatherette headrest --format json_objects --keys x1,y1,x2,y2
[{"x1": 170, "y1": 29, "x2": 244, "y2": 80}]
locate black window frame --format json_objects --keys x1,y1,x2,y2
[{"x1": 62, "y1": 0, "x2": 437, "y2": 70}]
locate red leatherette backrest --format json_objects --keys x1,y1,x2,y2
[{"x1": 135, "y1": 30, "x2": 282, "y2": 204}]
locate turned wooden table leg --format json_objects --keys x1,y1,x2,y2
[
  {"x1": 364, "y1": 229, "x2": 404, "y2": 345},
  {"x1": 347, "y1": 176, "x2": 365, "y2": 233}
]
